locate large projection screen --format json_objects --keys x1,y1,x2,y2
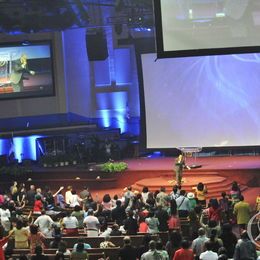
[
  {"x1": 141, "y1": 53, "x2": 260, "y2": 148},
  {"x1": 154, "y1": 0, "x2": 260, "y2": 57}
]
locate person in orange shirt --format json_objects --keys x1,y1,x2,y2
[
  {"x1": 193, "y1": 182, "x2": 207, "y2": 207},
  {"x1": 173, "y1": 240, "x2": 194, "y2": 260}
]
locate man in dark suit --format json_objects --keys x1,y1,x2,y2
[{"x1": 10, "y1": 54, "x2": 35, "y2": 92}]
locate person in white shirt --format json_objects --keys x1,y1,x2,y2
[
  {"x1": 65, "y1": 186, "x2": 73, "y2": 205},
  {"x1": 62, "y1": 211, "x2": 79, "y2": 236},
  {"x1": 0, "y1": 204, "x2": 11, "y2": 232},
  {"x1": 199, "y1": 241, "x2": 218, "y2": 260},
  {"x1": 69, "y1": 190, "x2": 83, "y2": 208},
  {"x1": 83, "y1": 209, "x2": 100, "y2": 237},
  {"x1": 34, "y1": 210, "x2": 54, "y2": 237},
  {"x1": 176, "y1": 190, "x2": 190, "y2": 218}
]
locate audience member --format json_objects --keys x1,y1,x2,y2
[
  {"x1": 233, "y1": 231, "x2": 257, "y2": 260},
  {"x1": 194, "y1": 182, "x2": 207, "y2": 207},
  {"x1": 0, "y1": 230, "x2": 14, "y2": 260},
  {"x1": 208, "y1": 229, "x2": 223, "y2": 253},
  {"x1": 119, "y1": 236, "x2": 137, "y2": 260},
  {"x1": 156, "y1": 187, "x2": 168, "y2": 209},
  {"x1": 62, "y1": 211, "x2": 79, "y2": 236},
  {"x1": 31, "y1": 245, "x2": 49, "y2": 260},
  {"x1": 65, "y1": 186, "x2": 73, "y2": 205},
  {"x1": 187, "y1": 192, "x2": 197, "y2": 211},
  {"x1": 100, "y1": 235, "x2": 116, "y2": 248},
  {"x1": 218, "y1": 192, "x2": 230, "y2": 224},
  {"x1": 70, "y1": 242, "x2": 88, "y2": 260},
  {"x1": 124, "y1": 210, "x2": 138, "y2": 235},
  {"x1": 111, "y1": 200, "x2": 127, "y2": 226},
  {"x1": 26, "y1": 185, "x2": 36, "y2": 206},
  {"x1": 156, "y1": 205, "x2": 169, "y2": 232},
  {"x1": 230, "y1": 181, "x2": 241, "y2": 206},
  {"x1": 233, "y1": 195, "x2": 251, "y2": 231},
  {"x1": 141, "y1": 186, "x2": 149, "y2": 204},
  {"x1": 165, "y1": 230, "x2": 182, "y2": 259},
  {"x1": 137, "y1": 234, "x2": 152, "y2": 259},
  {"x1": 29, "y1": 224, "x2": 46, "y2": 254},
  {"x1": 219, "y1": 223, "x2": 237, "y2": 258},
  {"x1": 83, "y1": 209, "x2": 100, "y2": 236},
  {"x1": 199, "y1": 241, "x2": 218, "y2": 260},
  {"x1": 145, "y1": 211, "x2": 159, "y2": 234},
  {"x1": 176, "y1": 190, "x2": 190, "y2": 218},
  {"x1": 110, "y1": 223, "x2": 122, "y2": 236},
  {"x1": 55, "y1": 240, "x2": 71, "y2": 258},
  {"x1": 72, "y1": 237, "x2": 91, "y2": 251},
  {"x1": 192, "y1": 228, "x2": 208, "y2": 260},
  {"x1": 0, "y1": 203, "x2": 11, "y2": 232},
  {"x1": 141, "y1": 240, "x2": 165, "y2": 259},
  {"x1": 71, "y1": 205, "x2": 84, "y2": 228},
  {"x1": 156, "y1": 240, "x2": 170, "y2": 259},
  {"x1": 12, "y1": 219, "x2": 29, "y2": 249},
  {"x1": 34, "y1": 210, "x2": 54, "y2": 237},
  {"x1": 173, "y1": 240, "x2": 194, "y2": 260}
]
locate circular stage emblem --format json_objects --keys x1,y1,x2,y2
[{"x1": 247, "y1": 211, "x2": 260, "y2": 247}]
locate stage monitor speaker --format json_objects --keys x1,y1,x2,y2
[{"x1": 86, "y1": 30, "x2": 108, "y2": 61}]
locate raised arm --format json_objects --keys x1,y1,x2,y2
[{"x1": 53, "y1": 186, "x2": 64, "y2": 197}]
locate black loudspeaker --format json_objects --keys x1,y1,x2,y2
[{"x1": 86, "y1": 30, "x2": 108, "y2": 61}]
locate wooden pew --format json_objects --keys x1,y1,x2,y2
[
  {"x1": 45, "y1": 233, "x2": 166, "y2": 248},
  {"x1": 12, "y1": 248, "x2": 119, "y2": 260}
]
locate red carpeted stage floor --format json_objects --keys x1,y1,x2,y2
[
  {"x1": 95, "y1": 156, "x2": 260, "y2": 206},
  {"x1": 19, "y1": 155, "x2": 260, "y2": 206}
]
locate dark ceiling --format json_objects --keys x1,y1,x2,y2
[{"x1": 0, "y1": 0, "x2": 154, "y2": 34}]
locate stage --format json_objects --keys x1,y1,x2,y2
[{"x1": 13, "y1": 155, "x2": 259, "y2": 206}]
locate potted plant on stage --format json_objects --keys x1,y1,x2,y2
[{"x1": 100, "y1": 160, "x2": 128, "y2": 173}]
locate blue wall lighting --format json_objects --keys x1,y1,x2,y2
[{"x1": 1, "y1": 135, "x2": 44, "y2": 162}]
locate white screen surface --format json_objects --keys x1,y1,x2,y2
[
  {"x1": 141, "y1": 53, "x2": 260, "y2": 148},
  {"x1": 159, "y1": 0, "x2": 260, "y2": 52}
]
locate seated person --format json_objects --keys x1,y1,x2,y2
[
  {"x1": 72, "y1": 238, "x2": 91, "y2": 251},
  {"x1": 100, "y1": 235, "x2": 117, "y2": 248},
  {"x1": 70, "y1": 242, "x2": 88, "y2": 260},
  {"x1": 110, "y1": 224, "x2": 122, "y2": 236}
]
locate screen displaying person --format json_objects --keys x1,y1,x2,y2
[{"x1": 10, "y1": 54, "x2": 35, "y2": 92}]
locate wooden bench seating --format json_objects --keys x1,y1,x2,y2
[
  {"x1": 44, "y1": 232, "x2": 167, "y2": 248},
  {"x1": 12, "y1": 248, "x2": 120, "y2": 260},
  {"x1": 11, "y1": 232, "x2": 169, "y2": 259}
]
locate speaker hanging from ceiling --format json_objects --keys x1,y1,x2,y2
[{"x1": 86, "y1": 29, "x2": 108, "y2": 61}]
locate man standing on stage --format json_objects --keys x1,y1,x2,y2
[{"x1": 174, "y1": 154, "x2": 190, "y2": 186}]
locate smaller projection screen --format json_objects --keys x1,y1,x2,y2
[
  {"x1": 141, "y1": 52, "x2": 260, "y2": 149},
  {"x1": 154, "y1": 0, "x2": 260, "y2": 58},
  {"x1": 0, "y1": 41, "x2": 55, "y2": 100}
]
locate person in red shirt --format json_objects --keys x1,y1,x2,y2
[
  {"x1": 173, "y1": 240, "x2": 194, "y2": 260},
  {"x1": 33, "y1": 195, "x2": 43, "y2": 214},
  {"x1": 138, "y1": 216, "x2": 148, "y2": 233},
  {"x1": 208, "y1": 199, "x2": 222, "y2": 223},
  {"x1": 0, "y1": 230, "x2": 14, "y2": 260}
]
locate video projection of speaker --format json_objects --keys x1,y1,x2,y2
[
  {"x1": 0, "y1": 41, "x2": 54, "y2": 100},
  {"x1": 141, "y1": 53, "x2": 260, "y2": 149},
  {"x1": 154, "y1": 0, "x2": 260, "y2": 58},
  {"x1": 86, "y1": 30, "x2": 108, "y2": 61}
]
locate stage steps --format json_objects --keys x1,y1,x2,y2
[{"x1": 132, "y1": 172, "x2": 248, "y2": 200}]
